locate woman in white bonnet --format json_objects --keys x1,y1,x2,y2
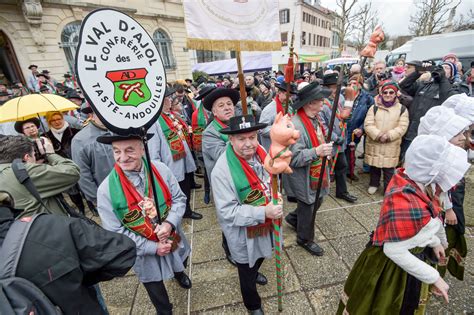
[{"x1": 337, "y1": 135, "x2": 470, "y2": 315}]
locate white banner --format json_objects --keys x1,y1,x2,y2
[
  {"x1": 75, "y1": 9, "x2": 166, "y2": 134},
  {"x1": 183, "y1": 0, "x2": 281, "y2": 51}
]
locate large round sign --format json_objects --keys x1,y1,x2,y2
[{"x1": 75, "y1": 8, "x2": 166, "y2": 134}]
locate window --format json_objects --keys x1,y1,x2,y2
[
  {"x1": 308, "y1": 32, "x2": 311, "y2": 45},
  {"x1": 153, "y1": 29, "x2": 176, "y2": 69},
  {"x1": 280, "y1": 9, "x2": 290, "y2": 24},
  {"x1": 281, "y1": 32, "x2": 288, "y2": 46},
  {"x1": 313, "y1": 34, "x2": 316, "y2": 46},
  {"x1": 302, "y1": 31, "x2": 306, "y2": 45},
  {"x1": 60, "y1": 21, "x2": 81, "y2": 74},
  {"x1": 196, "y1": 50, "x2": 226, "y2": 63}
]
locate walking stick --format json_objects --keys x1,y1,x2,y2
[{"x1": 271, "y1": 175, "x2": 283, "y2": 312}]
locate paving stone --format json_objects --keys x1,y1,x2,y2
[
  {"x1": 426, "y1": 273, "x2": 474, "y2": 313},
  {"x1": 465, "y1": 232, "x2": 474, "y2": 276},
  {"x1": 329, "y1": 233, "x2": 370, "y2": 269},
  {"x1": 281, "y1": 221, "x2": 326, "y2": 248},
  {"x1": 286, "y1": 244, "x2": 349, "y2": 290},
  {"x1": 193, "y1": 189, "x2": 215, "y2": 209},
  {"x1": 256, "y1": 252, "x2": 301, "y2": 298},
  {"x1": 262, "y1": 291, "x2": 313, "y2": 313},
  {"x1": 345, "y1": 204, "x2": 381, "y2": 232},
  {"x1": 100, "y1": 275, "x2": 139, "y2": 310},
  {"x1": 131, "y1": 279, "x2": 188, "y2": 315},
  {"x1": 193, "y1": 206, "x2": 220, "y2": 232},
  {"x1": 192, "y1": 228, "x2": 226, "y2": 264},
  {"x1": 316, "y1": 208, "x2": 366, "y2": 239},
  {"x1": 331, "y1": 182, "x2": 375, "y2": 205},
  {"x1": 307, "y1": 283, "x2": 344, "y2": 314}
]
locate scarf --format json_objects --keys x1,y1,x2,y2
[
  {"x1": 49, "y1": 121, "x2": 69, "y2": 142},
  {"x1": 191, "y1": 104, "x2": 208, "y2": 151},
  {"x1": 380, "y1": 96, "x2": 397, "y2": 108},
  {"x1": 108, "y1": 159, "x2": 172, "y2": 241},
  {"x1": 158, "y1": 113, "x2": 188, "y2": 161},
  {"x1": 226, "y1": 144, "x2": 273, "y2": 238},
  {"x1": 211, "y1": 117, "x2": 229, "y2": 142},
  {"x1": 275, "y1": 96, "x2": 294, "y2": 116},
  {"x1": 297, "y1": 108, "x2": 329, "y2": 190},
  {"x1": 372, "y1": 169, "x2": 442, "y2": 246}
]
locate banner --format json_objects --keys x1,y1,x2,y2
[
  {"x1": 75, "y1": 9, "x2": 166, "y2": 134},
  {"x1": 183, "y1": 0, "x2": 281, "y2": 51}
]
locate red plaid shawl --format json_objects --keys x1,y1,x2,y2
[{"x1": 372, "y1": 169, "x2": 441, "y2": 246}]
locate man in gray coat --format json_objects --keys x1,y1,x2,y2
[
  {"x1": 148, "y1": 87, "x2": 202, "y2": 220},
  {"x1": 97, "y1": 132, "x2": 191, "y2": 315},
  {"x1": 71, "y1": 107, "x2": 115, "y2": 214},
  {"x1": 212, "y1": 115, "x2": 282, "y2": 315},
  {"x1": 285, "y1": 82, "x2": 333, "y2": 256}
]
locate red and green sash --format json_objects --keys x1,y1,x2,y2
[
  {"x1": 108, "y1": 159, "x2": 172, "y2": 241},
  {"x1": 172, "y1": 112, "x2": 192, "y2": 149},
  {"x1": 226, "y1": 144, "x2": 273, "y2": 238},
  {"x1": 191, "y1": 104, "x2": 208, "y2": 151},
  {"x1": 212, "y1": 117, "x2": 229, "y2": 142},
  {"x1": 298, "y1": 108, "x2": 329, "y2": 190},
  {"x1": 275, "y1": 96, "x2": 294, "y2": 116},
  {"x1": 324, "y1": 98, "x2": 347, "y2": 175},
  {"x1": 159, "y1": 113, "x2": 187, "y2": 161}
]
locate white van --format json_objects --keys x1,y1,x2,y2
[{"x1": 386, "y1": 30, "x2": 474, "y2": 69}]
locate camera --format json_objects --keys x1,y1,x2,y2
[{"x1": 33, "y1": 138, "x2": 47, "y2": 162}]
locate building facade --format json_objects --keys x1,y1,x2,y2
[
  {"x1": 0, "y1": 0, "x2": 192, "y2": 86},
  {"x1": 275, "y1": 0, "x2": 333, "y2": 71}
]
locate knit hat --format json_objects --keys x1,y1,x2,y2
[
  {"x1": 418, "y1": 106, "x2": 470, "y2": 140},
  {"x1": 442, "y1": 53, "x2": 457, "y2": 62},
  {"x1": 276, "y1": 76, "x2": 285, "y2": 84},
  {"x1": 379, "y1": 80, "x2": 399, "y2": 93},
  {"x1": 441, "y1": 93, "x2": 474, "y2": 124},
  {"x1": 405, "y1": 135, "x2": 470, "y2": 192}
]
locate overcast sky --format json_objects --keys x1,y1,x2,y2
[{"x1": 319, "y1": 0, "x2": 473, "y2": 37}]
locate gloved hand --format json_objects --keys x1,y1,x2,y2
[{"x1": 431, "y1": 66, "x2": 446, "y2": 83}]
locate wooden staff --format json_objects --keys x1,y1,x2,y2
[{"x1": 236, "y1": 50, "x2": 248, "y2": 115}]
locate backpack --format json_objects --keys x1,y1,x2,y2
[{"x1": 0, "y1": 214, "x2": 62, "y2": 314}]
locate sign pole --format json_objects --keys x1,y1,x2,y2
[
  {"x1": 141, "y1": 127, "x2": 162, "y2": 225},
  {"x1": 236, "y1": 49, "x2": 248, "y2": 115}
]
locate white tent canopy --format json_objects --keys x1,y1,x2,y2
[{"x1": 192, "y1": 53, "x2": 272, "y2": 75}]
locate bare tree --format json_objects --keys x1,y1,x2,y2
[
  {"x1": 333, "y1": 0, "x2": 359, "y2": 53},
  {"x1": 409, "y1": 0, "x2": 461, "y2": 36},
  {"x1": 354, "y1": 3, "x2": 379, "y2": 51},
  {"x1": 453, "y1": 9, "x2": 474, "y2": 31}
]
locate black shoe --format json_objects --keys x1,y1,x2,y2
[
  {"x1": 249, "y1": 308, "x2": 264, "y2": 315},
  {"x1": 357, "y1": 153, "x2": 365, "y2": 159},
  {"x1": 286, "y1": 196, "x2": 297, "y2": 203},
  {"x1": 183, "y1": 211, "x2": 203, "y2": 220},
  {"x1": 174, "y1": 272, "x2": 192, "y2": 289},
  {"x1": 256, "y1": 272, "x2": 267, "y2": 285},
  {"x1": 346, "y1": 174, "x2": 359, "y2": 182},
  {"x1": 284, "y1": 215, "x2": 297, "y2": 230},
  {"x1": 191, "y1": 183, "x2": 202, "y2": 189},
  {"x1": 336, "y1": 192, "x2": 358, "y2": 203},
  {"x1": 297, "y1": 240, "x2": 324, "y2": 256},
  {"x1": 225, "y1": 253, "x2": 237, "y2": 266},
  {"x1": 204, "y1": 191, "x2": 210, "y2": 204}
]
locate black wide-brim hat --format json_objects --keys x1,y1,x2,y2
[
  {"x1": 14, "y1": 117, "x2": 40, "y2": 134},
  {"x1": 81, "y1": 106, "x2": 93, "y2": 114},
  {"x1": 322, "y1": 73, "x2": 338, "y2": 86},
  {"x1": 220, "y1": 115, "x2": 267, "y2": 135},
  {"x1": 164, "y1": 86, "x2": 176, "y2": 97},
  {"x1": 291, "y1": 82, "x2": 331, "y2": 111},
  {"x1": 28, "y1": 64, "x2": 38, "y2": 70},
  {"x1": 97, "y1": 132, "x2": 154, "y2": 144},
  {"x1": 275, "y1": 81, "x2": 298, "y2": 94},
  {"x1": 194, "y1": 85, "x2": 216, "y2": 100},
  {"x1": 203, "y1": 88, "x2": 240, "y2": 111},
  {"x1": 66, "y1": 90, "x2": 84, "y2": 100}
]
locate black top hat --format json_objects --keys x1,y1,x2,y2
[
  {"x1": 194, "y1": 85, "x2": 216, "y2": 100},
  {"x1": 42, "y1": 70, "x2": 50, "y2": 74},
  {"x1": 28, "y1": 64, "x2": 38, "y2": 70},
  {"x1": 14, "y1": 117, "x2": 40, "y2": 134},
  {"x1": 202, "y1": 88, "x2": 240, "y2": 111},
  {"x1": 164, "y1": 86, "x2": 176, "y2": 97},
  {"x1": 322, "y1": 73, "x2": 338, "y2": 86},
  {"x1": 220, "y1": 115, "x2": 267, "y2": 135},
  {"x1": 96, "y1": 132, "x2": 154, "y2": 145},
  {"x1": 66, "y1": 89, "x2": 83, "y2": 100},
  {"x1": 39, "y1": 86, "x2": 50, "y2": 92},
  {"x1": 275, "y1": 81, "x2": 297, "y2": 94},
  {"x1": 36, "y1": 73, "x2": 48, "y2": 78},
  {"x1": 291, "y1": 82, "x2": 331, "y2": 111}
]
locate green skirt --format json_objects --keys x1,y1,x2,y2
[
  {"x1": 438, "y1": 225, "x2": 466, "y2": 281},
  {"x1": 336, "y1": 246, "x2": 429, "y2": 315}
]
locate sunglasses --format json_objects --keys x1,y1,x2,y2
[{"x1": 382, "y1": 91, "x2": 395, "y2": 95}]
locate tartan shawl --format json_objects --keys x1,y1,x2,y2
[{"x1": 372, "y1": 169, "x2": 441, "y2": 246}]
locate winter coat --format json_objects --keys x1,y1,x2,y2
[
  {"x1": 0, "y1": 154, "x2": 80, "y2": 218},
  {"x1": 364, "y1": 96, "x2": 409, "y2": 168},
  {"x1": 399, "y1": 71, "x2": 468, "y2": 141},
  {"x1": 346, "y1": 90, "x2": 374, "y2": 145},
  {"x1": 70, "y1": 122, "x2": 115, "y2": 202},
  {"x1": 11, "y1": 214, "x2": 136, "y2": 314}
]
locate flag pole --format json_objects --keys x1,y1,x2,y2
[{"x1": 236, "y1": 49, "x2": 248, "y2": 115}]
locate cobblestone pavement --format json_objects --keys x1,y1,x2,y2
[{"x1": 99, "y1": 163, "x2": 474, "y2": 314}]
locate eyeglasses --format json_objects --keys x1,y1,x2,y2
[{"x1": 382, "y1": 91, "x2": 395, "y2": 95}]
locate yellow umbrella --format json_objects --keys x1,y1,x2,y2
[{"x1": 0, "y1": 93, "x2": 79, "y2": 123}]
